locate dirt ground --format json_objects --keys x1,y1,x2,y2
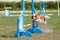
[
  {"x1": 0, "y1": 32, "x2": 53, "y2": 40},
  {"x1": 53, "y1": 30, "x2": 60, "y2": 40},
  {"x1": 0, "y1": 26, "x2": 53, "y2": 40},
  {"x1": 0, "y1": 24, "x2": 60, "y2": 40},
  {"x1": 0, "y1": 30, "x2": 60, "y2": 40}
]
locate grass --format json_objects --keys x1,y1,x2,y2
[
  {"x1": 0, "y1": 12, "x2": 60, "y2": 37},
  {"x1": 47, "y1": 13, "x2": 60, "y2": 30},
  {"x1": 47, "y1": 12, "x2": 60, "y2": 30}
]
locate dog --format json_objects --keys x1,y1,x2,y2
[
  {"x1": 31, "y1": 14, "x2": 50, "y2": 24},
  {"x1": 24, "y1": 14, "x2": 50, "y2": 27}
]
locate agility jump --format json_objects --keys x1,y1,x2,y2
[
  {"x1": 14, "y1": 0, "x2": 50, "y2": 38},
  {"x1": 14, "y1": 0, "x2": 32, "y2": 38}
]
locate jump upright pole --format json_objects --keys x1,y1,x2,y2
[
  {"x1": 40, "y1": 2, "x2": 44, "y2": 15},
  {"x1": 4, "y1": 4, "x2": 10, "y2": 16},
  {"x1": 27, "y1": 0, "x2": 43, "y2": 34},
  {"x1": 40, "y1": 2, "x2": 46, "y2": 16},
  {"x1": 14, "y1": 0, "x2": 32, "y2": 38}
]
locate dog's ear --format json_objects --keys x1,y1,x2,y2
[{"x1": 31, "y1": 16, "x2": 33, "y2": 19}]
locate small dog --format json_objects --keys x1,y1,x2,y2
[{"x1": 31, "y1": 14, "x2": 50, "y2": 24}]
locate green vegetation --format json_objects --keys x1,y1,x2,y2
[{"x1": 0, "y1": 1, "x2": 60, "y2": 10}]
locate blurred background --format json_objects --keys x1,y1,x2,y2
[{"x1": 0, "y1": 0, "x2": 60, "y2": 40}]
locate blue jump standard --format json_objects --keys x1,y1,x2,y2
[
  {"x1": 14, "y1": 0, "x2": 32, "y2": 38},
  {"x1": 27, "y1": 20, "x2": 43, "y2": 34},
  {"x1": 14, "y1": 18, "x2": 32, "y2": 38},
  {"x1": 14, "y1": 31, "x2": 33, "y2": 38},
  {"x1": 27, "y1": 0, "x2": 43, "y2": 34},
  {"x1": 4, "y1": 4, "x2": 10, "y2": 17}
]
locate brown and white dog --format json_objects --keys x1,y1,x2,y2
[
  {"x1": 24, "y1": 14, "x2": 50, "y2": 27},
  {"x1": 32, "y1": 14, "x2": 50, "y2": 24}
]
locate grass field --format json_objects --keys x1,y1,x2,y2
[{"x1": 0, "y1": 12, "x2": 60, "y2": 40}]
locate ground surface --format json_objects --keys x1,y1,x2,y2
[
  {"x1": 0, "y1": 30, "x2": 60, "y2": 40},
  {"x1": 0, "y1": 12, "x2": 60, "y2": 40}
]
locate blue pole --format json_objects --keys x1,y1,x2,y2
[
  {"x1": 14, "y1": 0, "x2": 32, "y2": 38},
  {"x1": 43, "y1": 3, "x2": 46, "y2": 16},
  {"x1": 40, "y1": 2, "x2": 44, "y2": 15},
  {"x1": 32, "y1": 0, "x2": 38, "y2": 29},
  {"x1": 21, "y1": 0, "x2": 24, "y2": 29},
  {"x1": 32, "y1": 0, "x2": 36, "y2": 14},
  {"x1": 27, "y1": 0, "x2": 43, "y2": 34},
  {"x1": 4, "y1": 4, "x2": 6, "y2": 9},
  {"x1": 4, "y1": 4, "x2": 10, "y2": 16},
  {"x1": 40, "y1": 2, "x2": 46, "y2": 16},
  {"x1": 21, "y1": 0, "x2": 24, "y2": 11}
]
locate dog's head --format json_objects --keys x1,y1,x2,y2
[{"x1": 32, "y1": 14, "x2": 45, "y2": 23}]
